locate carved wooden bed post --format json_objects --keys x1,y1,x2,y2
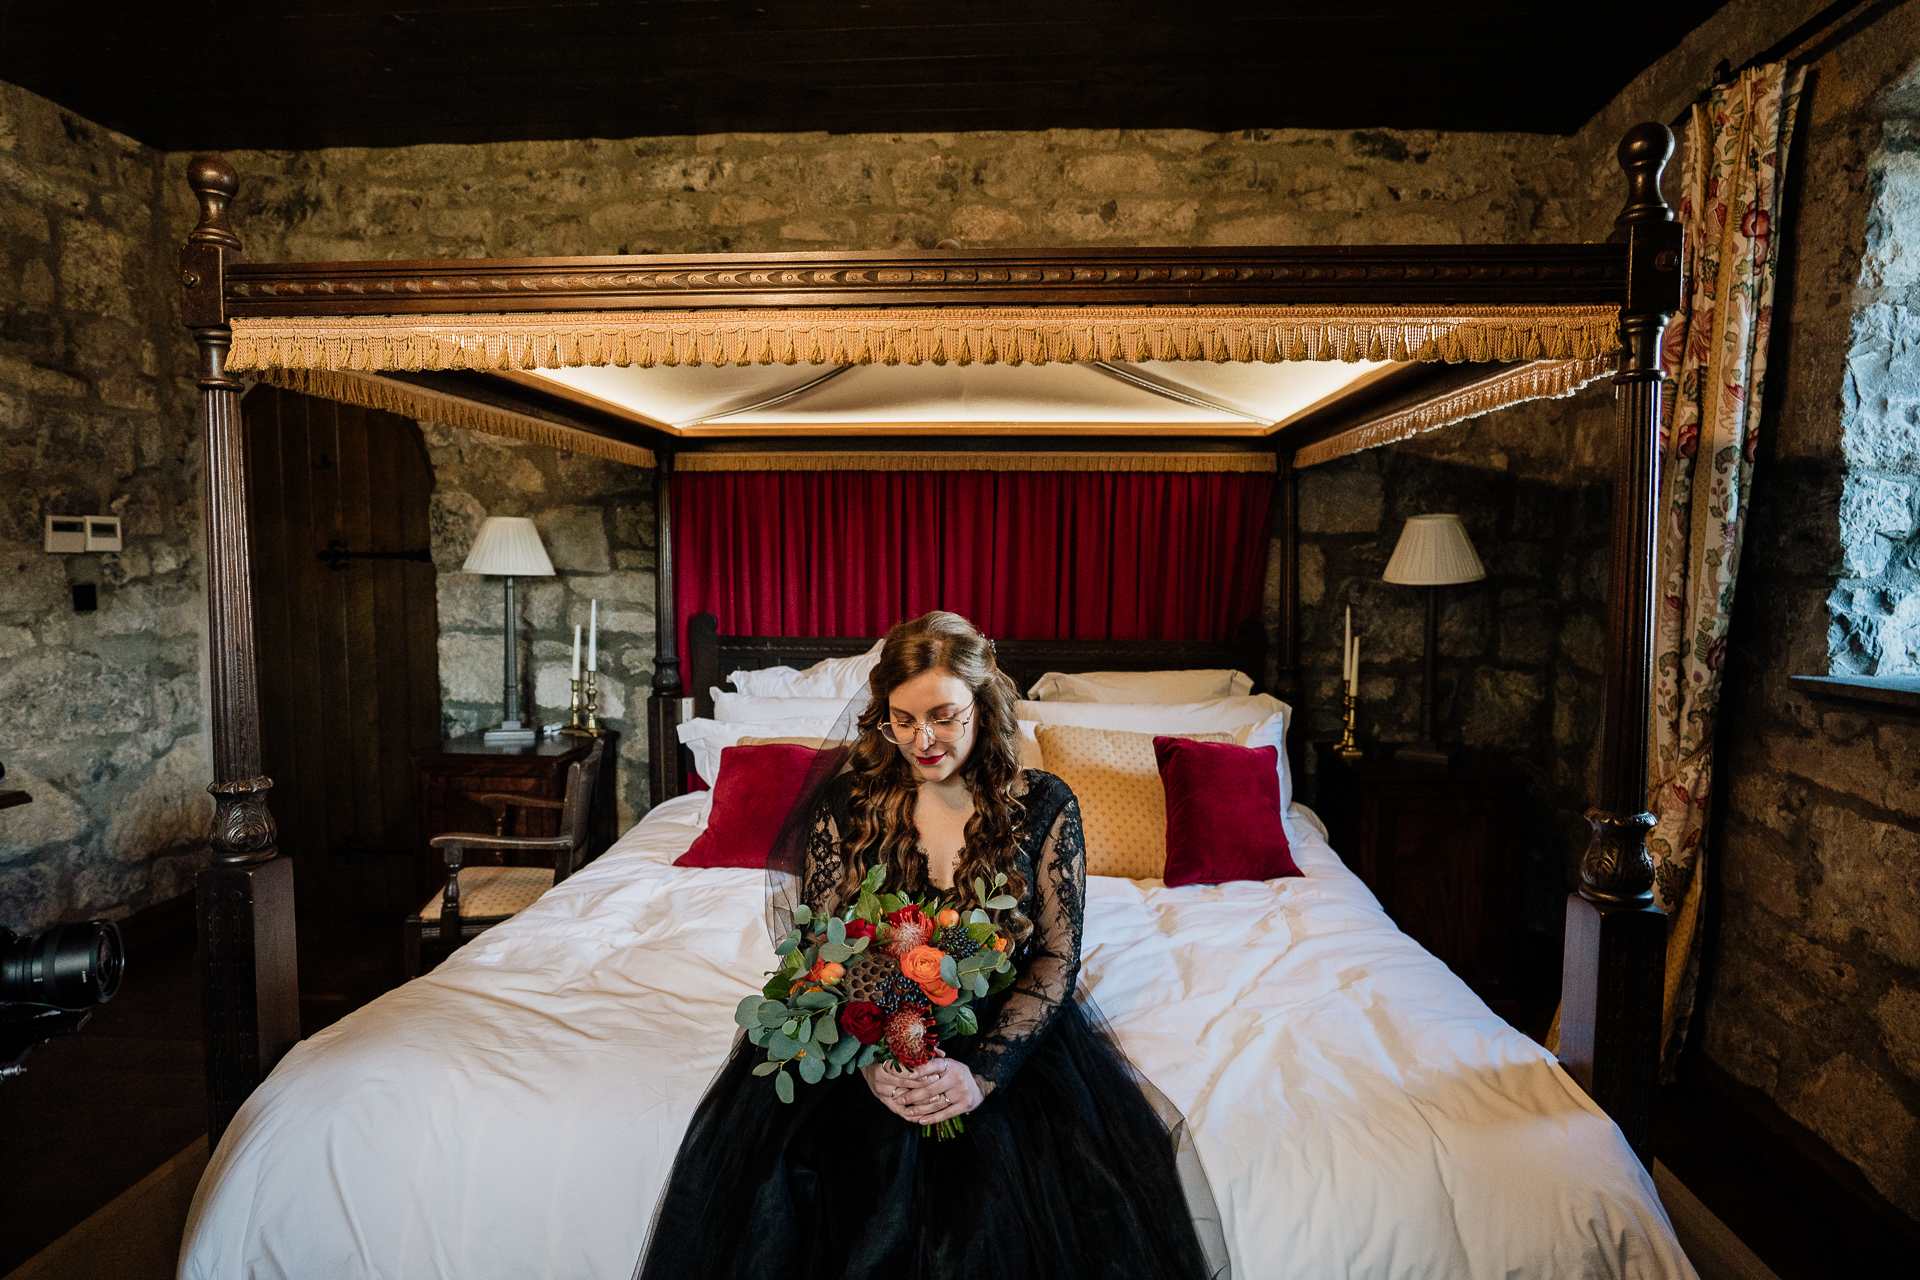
[
  {"x1": 1558, "y1": 124, "x2": 1683, "y2": 1158},
  {"x1": 180, "y1": 157, "x2": 300, "y2": 1144},
  {"x1": 648, "y1": 452, "x2": 683, "y2": 807}
]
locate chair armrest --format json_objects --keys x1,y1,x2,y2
[
  {"x1": 476, "y1": 792, "x2": 567, "y2": 813},
  {"x1": 430, "y1": 833, "x2": 572, "y2": 860}
]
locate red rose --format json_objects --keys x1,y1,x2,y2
[
  {"x1": 843, "y1": 918, "x2": 876, "y2": 943},
  {"x1": 841, "y1": 1001, "x2": 885, "y2": 1045}
]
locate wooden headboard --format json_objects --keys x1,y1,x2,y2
[
  {"x1": 686, "y1": 613, "x2": 1272, "y2": 719},
  {"x1": 674, "y1": 611, "x2": 1277, "y2": 795}
]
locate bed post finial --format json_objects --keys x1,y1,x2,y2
[
  {"x1": 1559, "y1": 122, "x2": 1683, "y2": 1162},
  {"x1": 186, "y1": 154, "x2": 242, "y2": 250}
]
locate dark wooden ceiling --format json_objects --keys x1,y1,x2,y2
[{"x1": 2, "y1": 1, "x2": 1727, "y2": 150}]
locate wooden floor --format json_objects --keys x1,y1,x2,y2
[
  {"x1": 0, "y1": 911, "x2": 404, "y2": 1275},
  {"x1": 3, "y1": 909, "x2": 1911, "y2": 1278}
]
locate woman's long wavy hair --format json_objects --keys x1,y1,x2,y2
[{"x1": 839, "y1": 612, "x2": 1030, "y2": 937}]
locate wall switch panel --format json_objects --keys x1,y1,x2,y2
[
  {"x1": 84, "y1": 515, "x2": 122, "y2": 552},
  {"x1": 44, "y1": 515, "x2": 86, "y2": 553}
]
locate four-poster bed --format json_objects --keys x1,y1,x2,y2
[{"x1": 175, "y1": 123, "x2": 1684, "y2": 1265}]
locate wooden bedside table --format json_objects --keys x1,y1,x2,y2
[
  {"x1": 1312, "y1": 742, "x2": 1527, "y2": 1004},
  {"x1": 409, "y1": 732, "x2": 618, "y2": 903}
]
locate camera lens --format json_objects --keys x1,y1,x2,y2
[{"x1": 0, "y1": 922, "x2": 124, "y2": 1008}]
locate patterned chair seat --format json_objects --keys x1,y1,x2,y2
[{"x1": 414, "y1": 866, "x2": 554, "y2": 921}]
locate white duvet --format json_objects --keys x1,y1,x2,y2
[{"x1": 180, "y1": 797, "x2": 1694, "y2": 1279}]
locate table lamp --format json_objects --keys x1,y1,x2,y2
[
  {"x1": 463, "y1": 516, "x2": 554, "y2": 745},
  {"x1": 1383, "y1": 514, "x2": 1485, "y2": 766}
]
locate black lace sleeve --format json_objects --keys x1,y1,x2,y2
[
  {"x1": 799, "y1": 802, "x2": 849, "y2": 918},
  {"x1": 970, "y1": 792, "x2": 1086, "y2": 1095}
]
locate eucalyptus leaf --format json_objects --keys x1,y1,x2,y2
[
  {"x1": 798, "y1": 1052, "x2": 826, "y2": 1084},
  {"x1": 971, "y1": 973, "x2": 988, "y2": 997},
  {"x1": 792, "y1": 904, "x2": 813, "y2": 925},
  {"x1": 770, "y1": 1033, "x2": 800, "y2": 1061},
  {"x1": 858, "y1": 1043, "x2": 881, "y2": 1068},
  {"x1": 797, "y1": 1017, "x2": 812, "y2": 1044},
  {"x1": 814, "y1": 1013, "x2": 839, "y2": 1044},
  {"x1": 968, "y1": 909, "x2": 990, "y2": 925},
  {"x1": 973, "y1": 877, "x2": 988, "y2": 904},
  {"x1": 819, "y1": 942, "x2": 852, "y2": 964},
  {"x1": 850, "y1": 937, "x2": 870, "y2": 954},
  {"x1": 992, "y1": 871, "x2": 1008, "y2": 888},
  {"x1": 830, "y1": 1034, "x2": 861, "y2": 1064},
  {"x1": 825, "y1": 1060, "x2": 843, "y2": 1079},
  {"x1": 734, "y1": 995, "x2": 762, "y2": 1029},
  {"x1": 747, "y1": 1027, "x2": 767, "y2": 1046},
  {"x1": 751, "y1": 1060, "x2": 783, "y2": 1077},
  {"x1": 782, "y1": 1019, "x2": 799, "y2": 1037},
  {"x1": 984, "y1": 895, "x2": 1017, "y2": 910},
  {"x1": 758, "y1": 1002, "x2": 789, "y2": 1029},
  {"x1": 797, "y1": 990, "x2": 835, "y2": 1010},
  {"x1": 939, "y1": 955, "x2": 958, "y2": 987},
  {"x1": 775, "y1": 1071, "x2": 795, "y2": 1104},
  {"x1": 774, "y1": 934, "x2": 799, "y2": 957},
  {"x1": 827, "y1": 917, "x2": 847, "y2": 946}
]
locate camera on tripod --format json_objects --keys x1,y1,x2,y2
[{"x1": 1, "y1": 920, "x2": 126, "y2": 1076}]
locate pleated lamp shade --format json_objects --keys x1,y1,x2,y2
[
  {"x1": 1382, "y1": 514, "x2": 1485, "y2": 586},
  {"x1": 463, "y1": 516, "x2": 555, "y2": 576}
]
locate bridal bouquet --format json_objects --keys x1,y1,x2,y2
[{"x1": 735, "y1": 864, "x2": 1019, "y2": 1138}]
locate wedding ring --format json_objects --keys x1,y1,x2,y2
[{"x1": 938, "y1": 1091, "x2": 948, "y2": 1103}]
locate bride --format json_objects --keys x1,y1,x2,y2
[{"x1": 638, "y1": 611, "x2": 1220, "y2": 1280}]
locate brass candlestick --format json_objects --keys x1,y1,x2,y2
[
  {"x1": 1336, "y1": 691, "x2": 1363, "y2": 762},
  {"x1": 581, "y1": 669, "x2": 602, "y2": 737},
  {"x1": 560, "y1": 676, "x2": 594, "y2": 737}
]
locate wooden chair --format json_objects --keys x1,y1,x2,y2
[{"x1": 403, "y1": 739, "x2": 605, "y2": 977}]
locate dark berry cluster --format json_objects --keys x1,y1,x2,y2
[
  {"x1": 873, "y1": 966, "x2": 922, "y2": 1014},
  {"x1": 937, "y1": 925, "x2": 980, "y2": 962}
]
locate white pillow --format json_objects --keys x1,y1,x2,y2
[
  {"x1": 1016, "y1": 695, "x2": 1293, "y2": 808},
  {"x1": 711, "y1": 689, "x2": 865, "y2": 723},
  {"x1": 676, "y1": 716, "x2": 843, "y2": 785},
  {"x1": 728, "y1": 640, "x2": 883, "y2": 699},
  {"x1": 1027, "y1": 668, "x2": 1253, "y2": 703}
]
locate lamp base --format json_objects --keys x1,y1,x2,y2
[
  {"x1": 1394, "y1": 741, "x2": 1450, "y2": 768},
  {"x1": 482, "y1": 725, "x2": 538, "y2": 746}
]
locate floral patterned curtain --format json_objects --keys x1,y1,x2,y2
[{"x1": 1650, "y1": 61, "x2": 1805, "y2": 1069}]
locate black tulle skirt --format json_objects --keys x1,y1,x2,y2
[{"x1": 636, "y1": 997, "x2": 1219, "y2": 1280}]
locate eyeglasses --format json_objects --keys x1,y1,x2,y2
[{"x1": 878, "y1": 704, "x2": 976, "y2": 746}]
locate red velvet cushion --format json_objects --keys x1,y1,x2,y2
[
  {"x1": 674, "y1": 744, "x2": 815, "y2": 868},
  {"x1": 1153, "y1": 737, "x2": 1300, "y2": 886}
]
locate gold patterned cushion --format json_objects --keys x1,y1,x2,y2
[
  {"x1": 737, "y1": 735, "x2": 852, "y2": 749},
  {"x1": 1035, "y1": 724, "x2": 1231, "y2": 879},
  {"x1": 416, "y1": 866, "x2": 554, "y2": 920}
]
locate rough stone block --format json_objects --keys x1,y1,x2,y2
[
  {"x1": 1838, "y1": 474, "x2": 1915, "y2": 576},
  {"x1": 947, "y1": 205, "x2": 1026, "y2": 242},
  {"x1": 1782, "y1": 1053, "x2": 1920, "y2": 1221},
  {"x1": 1298, "y1": 463, "x2": 1384, "y2": 533},
  {"x1": 103, "y1": 734, "x2": 211, "y2": 861},
  {"x1": 535, "y1": 505, "x2": 611, "y2": 572},
  {"x1": 1297, "y1": 543, "x2": 1325, "y2": 606}
]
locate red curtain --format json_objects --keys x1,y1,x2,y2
[{"x1": 674, "y1": 468, "x2": 1273, "y2": 654}]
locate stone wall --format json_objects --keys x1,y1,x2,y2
[
  {"x1": 1292, "y1": 384, "x2": 1615, "y2": 937},
  {"x1": 425, "y1": 426, "x2": 656, "y2": 831},
  {"x1": 1699, "y1": 3, "x2": 1920, "y2": 1220},
  {"x1": 0, "y1": 81, "x2": 209, "y2": 934}
]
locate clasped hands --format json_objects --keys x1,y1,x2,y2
[{"x1": 864, "y1": 1052, "x2": 985, "y2": 1127}]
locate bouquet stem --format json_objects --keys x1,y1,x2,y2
[{"x1": 922, "y1": 1117, "x2": 966, "y2": 1140}]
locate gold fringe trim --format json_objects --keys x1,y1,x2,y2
[
  {"x1": 1291, "y1": 353, "x2": 1617, "y2": 468},
  {"x1": 259, "y1": 368, "x2": 657, "y2": 469},
  {"x1": 676, "y1": 451, "x2": 1276, "y2": 473},
  {"x1": 228, "y1": 305, "x2": 1620, "y2": 372}
]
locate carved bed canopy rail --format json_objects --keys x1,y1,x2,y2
[{"x1": 176, "y1": 125, "x2": 1682, "y2": 1159}]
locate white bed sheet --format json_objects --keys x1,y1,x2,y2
[{"x1": 180, "y1": 795, "x2": 1694, "y2": 1280}]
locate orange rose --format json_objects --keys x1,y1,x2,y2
[
  {"x1": 935, "y1": 908, "x2": 960, "y2": 928},
  {"x1": 800, "y1": 957, "x2": 845, "y2": 988},
  {"x1": 900, "y1": 945, "x2": 947, "y2": 986},
  {"x1": 919, "y1": 979, "x2": 959, "y2": 1006}
]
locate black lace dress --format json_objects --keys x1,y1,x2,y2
[{"x1": 636, "y1": 769, "x2": 1217, "y2": 1280}]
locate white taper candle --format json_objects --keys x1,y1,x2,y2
[
  {"x1": 588, "y1": 600, "x2": 598, "y2": 672},
  {"x1": 572, "y1": 624, "x2": 582, "y2": 680}
]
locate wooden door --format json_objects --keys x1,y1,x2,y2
[{"x1": 243, "y1": 384, "x2": 441, "y2": 914}]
